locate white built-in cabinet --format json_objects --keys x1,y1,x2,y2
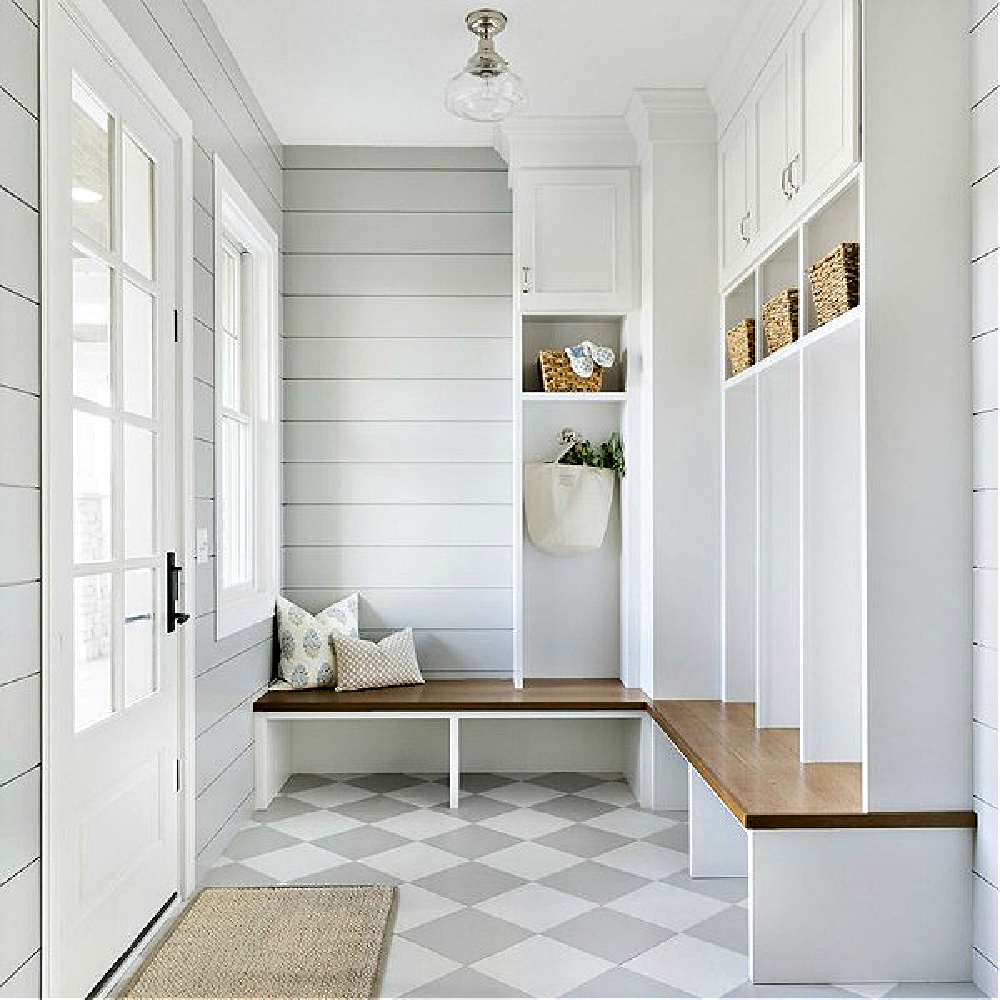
[
  {"x1": 721, "y1": 0, "x2": 858, "y2": 287},
  {"x1": 516, "y1": 168, "x2": 633, "y2": 314}
]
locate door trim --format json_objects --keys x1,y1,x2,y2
[{"x1": 40, "y1": 0, "x2": 196, "y2": 993}]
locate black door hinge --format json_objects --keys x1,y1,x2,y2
[
  {"x1": 174, "y1": 309, "x2": 180, "y2": 343},
  {"x1": 175, "y1": 758, "x2": 182, "y2": 792}
]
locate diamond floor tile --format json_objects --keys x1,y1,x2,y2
[
  {"x1": 403, "y1": 907, "x2": 531, "y2": 965},
  {"x1": 475, "y1": 882, "x2": 597, "y2": 933},
  {"x1": 472, "y1": 934, "x2": 614, "y2": 997}
]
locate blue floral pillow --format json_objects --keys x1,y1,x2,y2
[{"x1": 275, "y1": 594, "x2": 359, "y2": 689}]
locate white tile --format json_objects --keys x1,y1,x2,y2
[
  {"x1": 267, "y1": 810, "x2": 363, "y2": 842},
  {"x1": 576, "y1": 781, "x2": 639, "y2": 807},
  {"x1": 478, "y1": 841, "x2": 580, "y2": 880},
  {"x1": 385, "y1": 782, "x2": 451, "y2": 808},
  {"x1": 373, "y1": 810, "x2": 468, "y2": 841},
  {"x1": 242, "y1": 843, "x2": 347, "y2": 881},
  {"x1": 585, "y1": 808, "x2": 677, "y2": 839},
  {"x1": 393, "y1": 884, "x2": 464, "y2": 933},
  {"x1": 364, "y1": 842, "x2": 462, "y2": 881},
  {"x1": 472, "y1": 935, "x2": 613, "y2": 997},
  {"x1": 595, "y1": 841, "x2": 689, "y2": 879},
  {"x1": 379, "y1": 936, "x2": 459, "y2": 999},
  {"x1": 479, "y1": 808, "x2": 574, "y2": 841},
  {"x1": 975, "y1": 490, "x2": 999, "y2": 570},
  {"x1": 476, "y1": 883, "x2": 596, "y2": 933},
  {"x1": 626, "y1": 935, "x2": 748, "y2": 997},
  {"x1": 609, "y1": 881, "x2": 728, "y2": 932},
  {"x1": 482, "y1": 782, "x2": 565, "y2": 807},
  {"x1": 975, "y1": 331, "x2": 999, "y2": 414},
  {"x1": 838, "y1": 985, "x2": 898, "y2": 999},
  {"x1": 287, "y1": 783, "x2": 376, "y2": 808}
]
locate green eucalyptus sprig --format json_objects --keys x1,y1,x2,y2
[{"x1": 559, "y1": 432, "x2": 626, "y2": 479}]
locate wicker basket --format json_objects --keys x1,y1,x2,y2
[
  {"x1": 808, "y1": 242, "x2": 860, "y2": 327},
  {"x1": 539, "y1": 350, "x2": 603, "y2": 393},
  {"x1": 726, "y1": 319, "x2": 755, "y2": 376},
  {"x1": 762, "y1": 288, "x2": 799, "y2": 356}
]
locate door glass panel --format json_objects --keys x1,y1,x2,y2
[
  {"x1": 73, "y1": 255, "x2": 112, "y2": 406},
  {"x1": 123, "y1": 569, "x2": 156, "y2": 706},
  {"x1": 71, "y1": 81, "x2": 112, "y2": 248},
  {"x1": 74, "y1": 411, "x2": 113, "y2": 564},
  {"x1": 74, "y1": 574, "x2": 113, "y2": 731},
  {"x1": 122, "y1": 132, "x2": 154, "y2": 279},
  {"x1": 123, "y1": 424, "x2": 155, "y2": 558},
  {"x1": 122, "y1": 281, "x2": 154, "y2": 418}
]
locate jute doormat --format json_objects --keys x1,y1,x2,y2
[{"x1": 120, "y1": 886, "x2": 396, "y2": 999}]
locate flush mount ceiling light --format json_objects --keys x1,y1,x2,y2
[{"x1": 445, "y1": 9, "x2": 526, "y2": 122}]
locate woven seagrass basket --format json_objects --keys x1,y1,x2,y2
[
  {"x1": 808, "y1": 242, "x2": 860, "y2": 327},
  {"x1": 726, "y1": 319, "x2": 755, "y2": 376},
  {"x1": 539, "y1": 350, "x2": 603, "y2": 392},
  {"x1": 762, "y1": 288, "x2": 799, "y2": 356}
]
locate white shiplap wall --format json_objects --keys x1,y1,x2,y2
[
  {"x1": 282, "y1": 147, "x2": 514, "y2": 676},
  {"x1": 972, "y1": 3, "x2": 1000, "y2": 994},
  {"x1": 0, "y1": 0, "x2": 40, "y2": 994}
]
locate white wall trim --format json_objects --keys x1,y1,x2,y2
[{"x1": 625, "y1": 88, "x2": 717, "y2": 161}]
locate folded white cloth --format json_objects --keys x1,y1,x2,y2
[{"x1": 564, "y1": 340, "x2": 615, "y2": 378}]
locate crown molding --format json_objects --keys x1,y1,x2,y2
[
  {"x1": 494, "y1": 115, "x2": 637, "y2": 171},
  {"x1": 625, "y1": 88, "x2": 716, "y2": 161}
]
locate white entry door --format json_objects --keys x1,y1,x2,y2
[{"x1": 46, "y1": 4, "x2": 188, "y2": 996}]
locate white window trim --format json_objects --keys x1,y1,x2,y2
[{"x1": 213, "y1": 155, "x2": 279, "y2": 639}]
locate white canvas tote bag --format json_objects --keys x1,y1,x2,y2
[{"x1": 523, "y1": 462, "x2": 615, "y2": 555}]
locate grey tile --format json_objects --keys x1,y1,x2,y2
[
  {"x1": 336, "y1": 796, "x2": 416, "y2": 823},
  {"x1": 280, "y1": 774, "x2": 333, "y2": 794},
  {"x1": 425, "y1": 824, "x2": 520, "y2": 860},
  {"x1": 252, "y1": 796, "x2": 314, "y2": 823},
  {"x1": 659, "y1": 809, "x2": 690, "y2": 822},
  {"x1": 565, "y1": 966, "x2": 696, "y2": 998},
  {"x1": 290, "y1": 862, "x2": 393, "y2": 886},
  {"x1": 533, "y1": 772, "x2": 607, "y2": 793},
  {"x1": 202, "y1": 862, "x2": 276, "y2": 887},
  {"x1": 645, "y1": 822, "x2": 691, "y2": 852},
  {"x1": 460, "y1": 773, "x2": 515, "y2": 793},
  {"x1": 414, "y1": 861, "x2": 526, "y2": 905},
  {"x1": 666, "y1": 869, "x2": 749, "y2": 903},
  {"x1": 724, "y1": 986, "x2": 860, "y2": 998},
  {"x1": 347, "y1": 773, "x2": 425, "y2": 793},
  {"x1": 541, "y1": 861, "x2": 650, "y2": 904},
  {"x1": 405, "y1": 967, "x2": 530, "y2": 998},
  {"x1": 403, "y1": 908, "x2": 531, "y2": 965},
  {"x1": 446, "y1": 795, "x2": 518, "y2": 822},
  {"x1": 535, "y1": 823, "x2": 631, "y2": 859},
  {"x1": 533, "y1": 794, "x2": 618, "y2": 822},
  {"x1": 686, "y1": 905, "x2": 748, "y2": 955},
  {"x1": 313, "y1": 826, "x2": 409, "y2": 859},
  {"x1": 548, "y1": 907, "x2": 676, "y2": 963},
  {"x1": 224, "y1": 826, "x2": 299, "y2": 861},
  {"x1": 884, "y1": 986, "x2": 986, "y2": 998}
]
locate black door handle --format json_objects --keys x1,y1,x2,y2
[{"x1": 166, "y1": 551, "x2": 191, "y2": 632}]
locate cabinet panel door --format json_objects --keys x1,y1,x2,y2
[
  {"x1": 720, "y1": 117, "x2": 751, "y2": 282},
  {"x1": 754, "y1": 41, "x2": 795, "y2": 247},
  {"x1": 519, "y1": 169, "x2": 631, "y2": 313}
]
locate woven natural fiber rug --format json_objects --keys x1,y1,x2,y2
[{"x1": 121, "y1": 886, "x2": 396, "y2": 999}]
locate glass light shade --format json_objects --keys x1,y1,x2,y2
[{"x1": 445, "y1": 68, "x2": 526, "y2": 122}]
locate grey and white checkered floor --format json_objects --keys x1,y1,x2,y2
[{"x1": 205, "y1": 773, "x2": 984, "y2": 999}]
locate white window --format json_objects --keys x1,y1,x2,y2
[{"x1": 214, "y1": 157, "x2": 279, "y2": 638}]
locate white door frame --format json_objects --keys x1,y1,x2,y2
[{"x1": 40, "y1": 0, "x2": 196, "y2": 992}]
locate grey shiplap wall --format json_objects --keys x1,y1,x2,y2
[
  {"x1": 0, "y1": 0, "x2": 40, "y2": 994},
  {"x1": 98, "y1": 0, "x2": 282, "y2": 880},
  {"x1": 282, "y1": 147, "x2": 514, "y2": 677},
  {"x1": 971, "y1": 2, "x2": 999, "y2": 994}
]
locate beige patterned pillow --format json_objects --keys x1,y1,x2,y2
[
  {"x1": 333, "y1": 628, "x2": 424, "y2": 692},
  {"x1": 276, "y1": 594, "x2": 359, "y2": 689}
]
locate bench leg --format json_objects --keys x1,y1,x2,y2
[
  {"x1": 449, "y1": 716, "x2": 460, "y2": 809},
  {"x1": 254, "y1": 715, "x2": 291, "y2": 811},
  {"x1": 688, "y1": 766, "x2": 747, "y2": 878}
]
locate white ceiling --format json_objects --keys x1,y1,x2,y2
[{"x1": 206, "y1": 0, "x2": 760, "y2": 146}]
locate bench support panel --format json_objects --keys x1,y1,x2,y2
[
  {"x1": 749, "y1": 827, "x2": 973, "y2": 984},
  {"x1": 449, "y1": 717, "x2": 460, "y2": 808},
  {"x1": 254, "y1": 715, "x2": 292, "y2": 811},
  {"x1": 688, "y1": 765, "x2": 747, "y2": 878}
]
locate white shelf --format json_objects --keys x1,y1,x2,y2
[
  {"x1": 802, "y1": 305, "x2": 863, "y2": 349},
  {"x1": 522, "y1": 392, "x2": 627, "y2": 403}
]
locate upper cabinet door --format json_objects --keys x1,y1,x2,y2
[
  {"x1": 753, "y1": 39, "x2": 796, "y2": 248},
  {"x1": 790, "y1": 0, "x2": 858, "y2": 207},
  {"x1": 720, "y1": 113, "x2": 755, "y2": 286},
  {"x1": 517, "y1": 169, "x2": 633, "y2": 314}
]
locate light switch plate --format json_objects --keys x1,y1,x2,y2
[{"x1": 196, "y1": 529, "x2": 209, "y2": 564}]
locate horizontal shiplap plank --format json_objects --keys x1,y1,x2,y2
[
  {"x1": 284, "y1": 504, "x2": 513, "y2": 547},
  {"x1": 0, "y1": 583, "x2": 38, "y2": 686},
  {"x1": 283, "y1": 463, "x2": 512, "y2": 505},
  {"x1": 195, "y1": 439, "x2": 214, "y2": 500},
  {"x1": 284, "y1": 212, "x2": 512, "y2": 255},
  {"x1": 284, "y1": 147, "x2": 506, "y2": 170},
  {"x1": 0, "y1": 860, "x2": 38, "y2": 986},
  {"x1": 976, "y1": 797, "x2": 999, "y2": 887},
  {"x1": 0, "y1": 674, "x2": 38, "y2": 788},
  {"x1": 194, "y1": 639, "x2": 270, "y2": 736},
  {"x1": 284, "y1": 169, "x2": 511, "y2": 213},
  {"x1": 282, "y1": 587, "x2": 513, "y2": 631},
  {"x1": 284, "y1": 379, "x2": 510, "y2": 422},
  {"x1": 196, "y1": 703, "x2": 253, "y2": 796},
  {"x1": 0, "y1": 487, "x2": 38, "y2": 584},
  {"x1": 283, "y1": 295, "x2": 511, "y2": 339},
  {"x1": 360, "y1": 628, "x2": 513, "y2": 676},
  {"x1": 194, "y1": 320, "x2": 214, "y2": 385},
  {"x1": 195, "y1": 499, "x2": 215, "y2": 559},
  {"x1": 195, "y1": 746, "x2": 253, "y2": 855},
  {"x1": 975, "y1": 720, "x2": 999, "y2": 807},
  {"x1": 975, "y1": 873, "x2": 1000, "y2": 966},
  {"x1": 975, "y1": 410, "x2": 998, "y2": 489},
  {"x1": 283, "y1": 421, "x2": 512, "y2": 464},
  {"x1": 0, "y1": 388, "x2": 37, "y2": 488},
  {"x1": 194, "y1": 378, "x2": 215, "y2": 442},
  {"x1": 194, "y1": 260, "x2": 214, "y2": 327},
  {"x1": 975, "y1": 568, "x2": 999, "y2": 649},
  {"x1": 0, "y1": 286, "x2": 37, "y2": 395},
  {"x1": 975, "y1": 172, "x2": 999, "y2": 261},
  {"x1": 974, "y1": 252, "x2": 999, "y2": 337},
  {"x1": 973, "y1": 0, "x2": 998, "y2": 30},
  {"x1": 0, "y1": 191, "x2": 37, "y2": 303},
  {"x1": 195, "y1": 614, "x2": 273, "y2": 679},
  {"x1": 0, "y1": 0, "x2": 37, "y2": 116},
  {"x1": 196, "y1": 787, "x2": 251, "y2": 881},
  {"x1": 0, "y1": 767, "x2": 37, "y2": 884},
  {"x1": 0, "y1": 950, "x2": 39, "y2": 998},
  {"x1": 974, "y1": 93, "x2": 999, "y2": 183},
  {"x1": 193, "y1": 200, "x2": 214, "y2": 273},
  {"x1": 973, "y1": 7, "x2": 999, "y2": 107},
  {"x1": 0, "y1": 89, "x2": 36, "y2": 208},
  {"x1": 193, "y1": 142, "x2": 214, "y2": 211},
  {"x1": 975, "y1": 488, "x2": 999, "y2": 569},
  {"x1": 11, "y1": 0, "x2": 37, "y2": 25},
  {"x1": 974, "y1": 330, "x2": 999, "y2": 413},
  {"x1": 283, "y1": 546, "x2": 512, "y2": 589},
  {"x1": 976, "y1": 644, "x2": 999, "y2": 729},
  {"x1": 196, "y1": 557, "x2": 215, "y2": 616},
  {"x1": 284, "y1": 254, "x2": 510, "y2": 297},
  {"x1": 284, "y1": 337, "x2": 510, "y2": 380}
]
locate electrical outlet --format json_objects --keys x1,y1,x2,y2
[{"x1": 196, "y1": 529, "x2": 209, "y2": 564}]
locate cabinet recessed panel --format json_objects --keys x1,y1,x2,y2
[{"x1": 533, "y1": 183, "x2": 616, "y2": 294}]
